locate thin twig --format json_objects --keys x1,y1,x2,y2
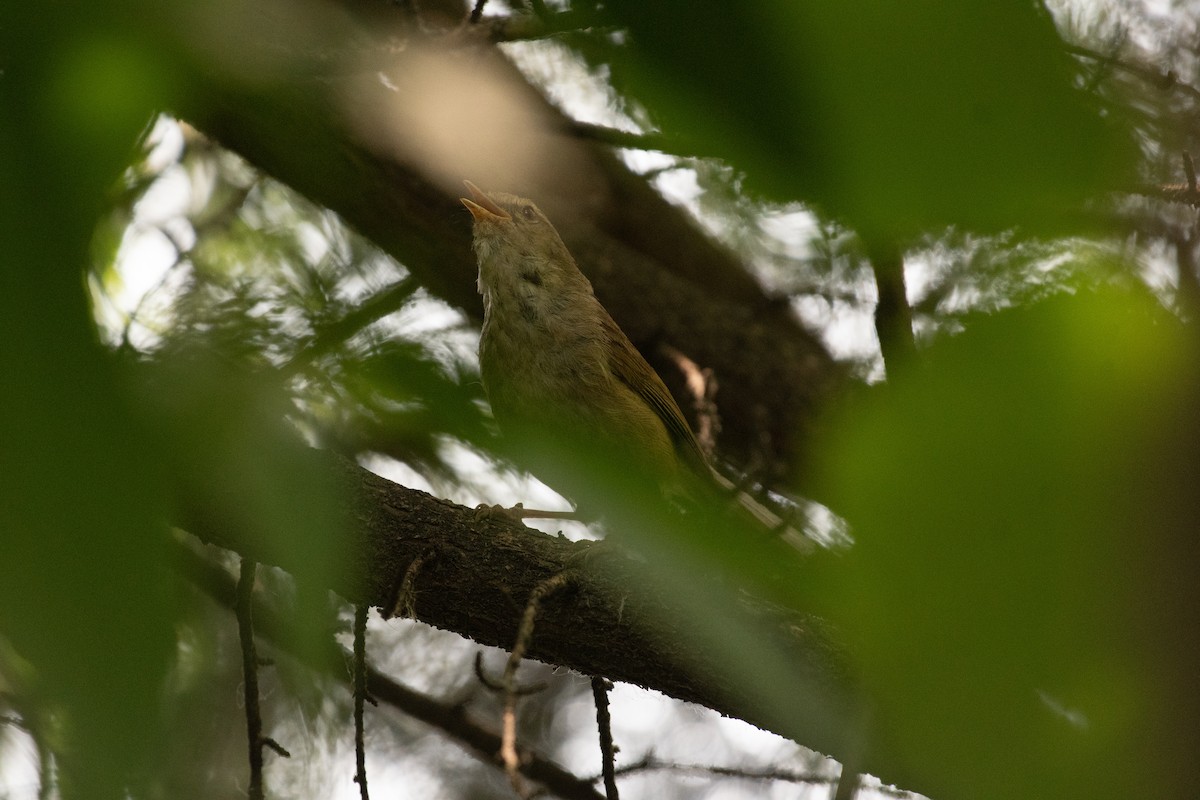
[
  {"x1": 353, "y1": 603, "x2": 371, "y2": 800},
  {"x1": 866, "y1": 239, "x2": 916, "y2": 376},
  {"x1": 567, "y1": 121, "x2": 700, "y2": 158},
  {"x1": 116, "y1": 226, "x2": 190, "y2": 353},
  {"x1": 591, "y1": 677, "x2": 619, "y2": 800},
  {"x1": 833, "y1": 767, "x2": 860, "y2": 800},
  {"x1": 468, "y1": 0, "x2": 488, "y2": 24},
  {"x1": 502, "y1": 571, "x2": 580, "y2": 796},
  {"x1": 609, "y1": 755, "x2": 834, "y2": 785},
  {"x1": 611, "y1": 757, "x2": 915, "y2": 798},
  {"x1": 474, "y1": 652, "x2": 548, "y2": 695},
  {"x1": 1184, "y1": 152, "x2": 1197, "y2": 195},
  {"x1": 459, "y1": 8, "x2": 612, "y2": 44},
  {"x1": 387, "y1": 547, "x2": 437, "y2": 620},
  {"x1": 282, "y1": 276, "x2": 419, "y2": 379},
  {"x1": 237, "y1": 558, "x2": 266, "y2": 800},
  {"x1": 1132, "y1": 181, "x2": 1200, "y2": 206},
  {"x1": 174, "y1": 540, "x2": 605, "y2": 800},
  {"x1": 263, "y1": 738, "x2": 291, "y2": 757},
  {"x1": 1064, "y1": 43, "x2": 1200, "y2": 101}
]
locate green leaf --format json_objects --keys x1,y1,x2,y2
[
  {"x1": 605, "y1": 0, "x2": 1134, "y2": 238},
  {"x1": 813, "y1": 287, "x2": 1200, "y2": 797}
]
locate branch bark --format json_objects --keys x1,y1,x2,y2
[
  {"x1": 865, "y1": 239, "x2": 917, "y2": 375},
  {"x1": 177, "y1": 449, "x2": 860, "y2": 770}
]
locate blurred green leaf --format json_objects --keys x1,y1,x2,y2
[
  {"x1": 0, "y1": 11, "x2": 179, "y2": 797},
  {"x1": 605, "y1": 0, "x2": 1134, "y2": 238},
  {"x1": 813, "y1": 286, "x2": 1200, "y2": 797},
  {"x1": 334, "y1": 339, "x2": 491, "y2": 474},
  {"x1": 137, "y1": 347, "x2": 347, "y2": 656},
  {"x1": 490, "y1": 410, "x2": 856, "y2": 755}
]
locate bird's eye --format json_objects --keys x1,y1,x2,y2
[{"x1": 520, "y1": 206, "x2": 537, "y2": 221}]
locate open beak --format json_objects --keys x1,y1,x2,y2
[{"x1": 461, "y1": 180, "x2": 511, "y2": 222}]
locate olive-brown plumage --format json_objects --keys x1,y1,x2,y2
[
  {"x1": 461, "y1": 181, "x2": 791, "y2": 533},
  {"x1": 462, "y1": 180, "x2": 704, "y2": 488}
]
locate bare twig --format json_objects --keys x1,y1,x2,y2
[
  {"x1": 263, "y1": 738, "x2": 291, "y2": 758},
  {"x1": 1129, "y1": 152, "x2": 1200, "y2": 207},
  {"x1": 609, "y1": 753, "x2": 916, "y2": 796},
  {"x1": 460, "y1": 8, "x2": 612, "y2": 43},
  {"x1": 609, "y1": 756, "x2": 915, "y2": 797},
  {"x1": 502, "y1": 571, "x2": 580, "y2": 796},
  {"x1": 833, "y1": 767, "x2": 860, "y2": 800},
  {"x1": 566, "y1": 121, "x2": 701, "y2": 158},
  {"x1": 468, "y1": 0, "x2": 487, "y2": 24},
  {"x1": 174, "y1": 540, "x2": 606, "y2": 800},
  {"x1": 282, "y1": 276, "x2": 419, "y2": 379},
  {"x1": 1131, "y1": 181, "x2": 1200, "y2": 206},
  {"x1": 591, "y1": 677, "x2": 619, "y2": 800},
  {"x1": 116, "y1": 227, "x2": 189, "y2": 352},
  {"x1": 237, "y1": 558, "x2": 266, "y2": 800},
  {"x1": 353, "y1": 603, "x2": 371, "y2": 800},
  {"x1": 474, "y1": 652, "x2": 548, "y2": 696},
  {"x1": 386, "y1": 546, "x2": 437, "y2": 620},
  {"x1": 1065, "y1": 44, "x2": 1200, "y2": 101},
  {"x1": 866, "y1": 239, "x2": 916, "y2": 375},
  {"x1": 610, "y1": 755, "x2": 834, "y2": 786}
]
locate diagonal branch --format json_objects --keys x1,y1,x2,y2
[
  {"x1": 865, "y1": 239, "x2": 916, "y2": 374},
  {"x1": 175, "y1": 449, "x2": 858, "y2": 771},
  {"x1": 1065, "y1": 43, "x2": 1200, "y2": 102}
]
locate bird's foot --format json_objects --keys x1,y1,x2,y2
[{"x1": 473, "y1": 502, "x2": 584, "y2": 525}]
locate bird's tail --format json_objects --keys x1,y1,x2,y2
[{"x1": 709, "y1": 469, "x2": 812, "y2": 553}]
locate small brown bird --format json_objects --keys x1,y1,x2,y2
[{"x1": 461, "y1": 180, "x2": 792, "y2": 534}]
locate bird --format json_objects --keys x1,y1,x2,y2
[{"x1": 460, "y1": 180, "x2": 797, "y2": 538}]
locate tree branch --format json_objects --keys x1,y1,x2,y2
[
  {"x1": 865, "y1": 239, "x2": 916, "y2": 374},
  {"x1": 591, "y1": 676, "x2": 620, "y2": 800},
  {"x1": 352, "y1": 602, "x2": 371, "y2": 800},
  {"x1": 175, "y1": 449, "x2": 858, "y2": 770},
  {"x1": 236, "y1": 558, "x2": 268, "y2": 800},
  {"x1": 1065, "y1": 43, "x2": 1200, "y2": 102},
  {"x1": 472, "y1": 9, "x2": 611, "y2": 43},
  {"x1": 173, "y1": 536, "x2": 607, "y2": 800}
]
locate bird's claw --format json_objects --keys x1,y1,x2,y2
[{"x1": 473, "y1": 502, "x2": 529, "y2": 525}]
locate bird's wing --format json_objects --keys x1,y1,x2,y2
[
  {"x1": 601, "y1": 313, "x2": 710, "y2": 472},
  {"x1": 601, "y1": 312, "x2": 803, "y2": 541}
]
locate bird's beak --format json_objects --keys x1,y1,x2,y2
[{"x1": 461, "y1": 180, "x2": 511, "y2": 222}]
